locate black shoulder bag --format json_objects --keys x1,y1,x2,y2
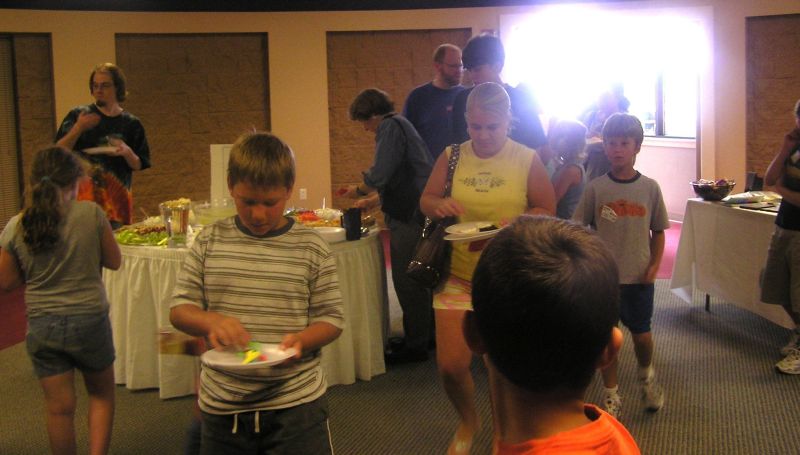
[{"x1": 406, "y1": 144, "x2": 461, "y2": 289}]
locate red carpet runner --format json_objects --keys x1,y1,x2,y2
[{"x1": 0, "y1": 286, "x2": 26, "y2": 351}]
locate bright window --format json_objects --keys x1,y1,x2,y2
[{"x1": 502, "y1": 6, "x2": 706, "y2": 138}]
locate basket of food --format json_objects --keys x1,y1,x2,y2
[{"x1": 690, "y1": 179, "x2": 735, "y2": 201}]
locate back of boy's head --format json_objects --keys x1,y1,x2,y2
[
  {"x1": 462, "y1": 33, "x2": 504, "y2": 70},
  {"x1": 471, "y1": 215, "x2": 620, "y2": 393},
  {"x1": 549, "y1": 119, "x2": 587, "y2": 162},
  {"x1": 602, "y1": 112, "x2": 644, "y2": 148},
  {"x1": 227, "y1": 132, "x2": 295, "y2": 190}
]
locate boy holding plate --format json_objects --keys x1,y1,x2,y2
[{"x1": 170, "y1": 131, "x2": 344, "y2": 454}]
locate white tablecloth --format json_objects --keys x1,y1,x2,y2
[
  {"x1": 104, "y1": 232, "x2": 388, "y2": 399},
  {"x1": 670, "y1": 199, "x2": 793, "y2": 328}
]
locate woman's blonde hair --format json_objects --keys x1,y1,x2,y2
[
  {"x1": 227, "y1": 132, "x2": 296, "y2": 190},
  {"x1": 465, "y1": 82, "x2": 511, "y2": 122}
]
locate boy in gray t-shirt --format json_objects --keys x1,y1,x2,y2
[{"x1": 573, "y1": 113, "x2": 670, "y2": 419}]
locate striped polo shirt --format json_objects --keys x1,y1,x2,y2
[{"x1": 171, "y1": 216, "x2": 345, "y2": 414}]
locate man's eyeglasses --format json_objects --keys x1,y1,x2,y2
[
  {"x1": 443, "y1": 63, "x2": 463, "y2": 70},
  {"x1": 92, "y1": 82, "x2": 114, "y2": 91}
]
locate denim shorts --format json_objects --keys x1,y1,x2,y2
[
  {"x1": 200, "y1": 396, "x2": 331, "y2": 455},
  {"x1": 26, "y1": 311, "x2": 116, "y2": 378},
  {"x1": 761, "y1": 226, "x2": 800, "y2": 314},
  {"x1": 619, "y1": 283, "x2": 655, "y2": 334}
]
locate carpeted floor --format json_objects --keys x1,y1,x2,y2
[{"x1": 1, "y1": 280, "x2": 798, "y2": 454}]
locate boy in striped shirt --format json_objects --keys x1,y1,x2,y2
[{"x1": 170, "y1": 132, "x2": 344, "y2": 454}]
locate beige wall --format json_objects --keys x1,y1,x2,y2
[{"x1": 1, "y1": 1, "x2": 799, "y2": 210}]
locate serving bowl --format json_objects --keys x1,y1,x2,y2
[
  {"x1": 314, "y1": 227, "x2": 346, "y2": 244},
  {"x1": 690, "y1": 180, "x2": 735, "y2": 201}
]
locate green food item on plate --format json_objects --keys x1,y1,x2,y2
[{"x1": 114, "y1": 229, "x2": 169, "y2": 246}]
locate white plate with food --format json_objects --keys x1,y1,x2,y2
[
  {"x1": 82, "y1": 146, "x2": 117, "y2": 155},
  {"x1": 444, "y1": 230, "x2": 500, "y2": 242},
  {"x1": 444, "y1": 221, "x2": 501, "y2": 242},
  {"x1": 201, "y1": 343, "x2": 297, "y2": 371},
  {"x1": 445, "y1": 221, "x2": 498, "y2": 235}
]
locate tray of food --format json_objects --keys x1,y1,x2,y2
[{"x1": 115, "y1": 216, "x2": 168, "y2": 246}]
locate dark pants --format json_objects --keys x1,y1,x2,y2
[
  {"x1": 387, "y1": 217, "x2": 434, "y2": 352},
  {"x1": 199, "y1": 397, "x2": 331, "y2": 455}
]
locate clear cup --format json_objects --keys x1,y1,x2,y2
[{"x1": 159, "y1": 201, "x2": 191, "y2": 248}]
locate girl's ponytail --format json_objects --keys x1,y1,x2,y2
[{"x1": 20, "y1": 146, "x2": 84, "y2": 254}]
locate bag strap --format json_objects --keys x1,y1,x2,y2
[{"x1": 443, "y1": 143, "x2": 460, "y2": 198}]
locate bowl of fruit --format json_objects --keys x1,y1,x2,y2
[{"x1": 690, "y1": 178, "x2": 736, "y2": 201}]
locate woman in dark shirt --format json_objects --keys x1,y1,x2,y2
[{"x1": 343, "y1": 88, "x2": 434, "y2": 364}]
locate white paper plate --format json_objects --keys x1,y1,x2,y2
[
  {"x1": 444, "y1": 229, "x2": 500, "y2": 242},
  {"x1": 201, "y1": 344, "x2": 297, "y2": 370},
  {"x1": 82, "y1": 146, "x2": 117, "y2": 155},
  {"x1": 445, "y1": 221, "x2": 498, "y2": 235}
]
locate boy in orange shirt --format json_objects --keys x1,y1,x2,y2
[{"x1": 465, "y1": 216, "x2": 640, "y2": 454}]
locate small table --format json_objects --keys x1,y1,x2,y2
[
  {"x1": 670, "y1": 199, "x2": 793, "y2": 328},
  {"x1": 104, "y1": 232, "x2": 389, "y2": 399}
]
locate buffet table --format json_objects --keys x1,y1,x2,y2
[
  {"x1": 104, "y1": 232, "x2": 389, "y2": 399},
  {"x1": 670, "y1": 199, "x2": 794, "y2": 328}
]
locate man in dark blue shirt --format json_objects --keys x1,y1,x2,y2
[
  {"x1": 403, "y1": 44, "x2": 465, "y2": 161},
  {"x1": 451, "y1": 34, "x2": 550, "y2": 163}
]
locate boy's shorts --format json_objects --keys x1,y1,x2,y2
[
  {"x1": 619, "y1": 283, "x2": 655, "y2": 335},
  {"x1": 432, "y1": 275, "x2": 473, "y2": 311},
  {"x1": 200, "y1": 396, "x2": 331, "y2": 455},
  {"x1": 26, "y1": 311, "x2": 115, "y2": 378},
  {"x1": 761, "y1": 226, "x2": 800, "y2": 314}
]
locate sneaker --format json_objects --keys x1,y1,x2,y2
[
  {"x1": 776, "y1": 348, "x2": 800, "y2": 375},
  {"x1": 641, "y1": 376, "x2": 665, "y2": 412},
  {"x1": 780, "y1": 331, "x2": 800, "y2": 356},
  {"x1": 603, "y1": 392, "x2": 622, "y2": 418}
]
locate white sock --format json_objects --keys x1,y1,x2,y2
[
  {"x1": 639, "y1": 365, "x2": 655, "y2": 381},
  {"x1": 605, "y1": 386, "x2": 619, "y2": 396}
]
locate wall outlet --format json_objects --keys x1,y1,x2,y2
[{"x1": 299, "y1": 188, "x2": 307, "y2": 200}]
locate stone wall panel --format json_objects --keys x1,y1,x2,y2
[
  {"x1": 327, "y1": 29, "x2": 470, "y2": 218},
  {"x1": 13, "y1": 35, "x2": 56, "y2": 209},
  {"x1": 117, "y1": 33, "x2": 269, "y2": 218},
  {"x1": 746, "y1": 14, "x2": 800, "y2": 181}
]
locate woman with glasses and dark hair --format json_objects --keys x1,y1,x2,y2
[
  {"x1": 342, "y1": 88, "x2": 435, "y2": 365},
  {"x1": 55, "y1": 62, "x2": 150, "y2": 229}
]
